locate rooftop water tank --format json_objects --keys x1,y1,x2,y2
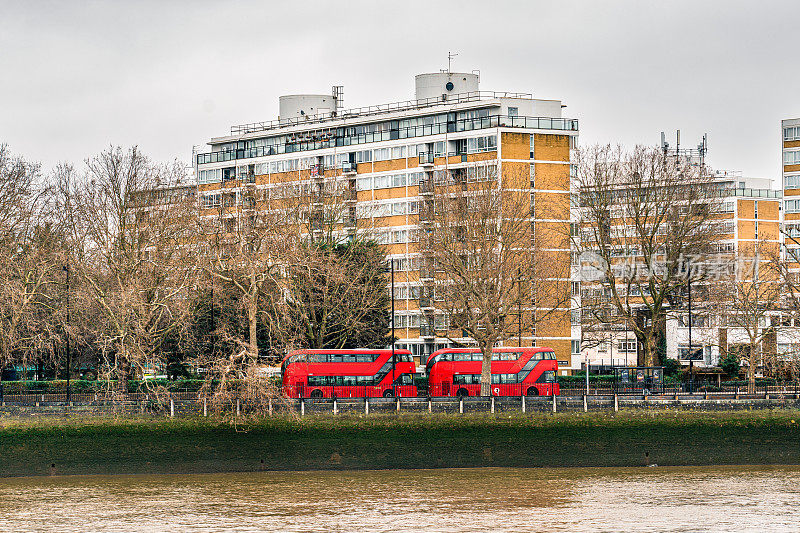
[
  {"x1": 415, "y1": 72, "x2": 480, "y2": 101},
  {"x1": 279, "y1": 94, "x2": 335, "y2": 121}
]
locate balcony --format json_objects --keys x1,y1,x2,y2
[
  {"x1": 420, "y1": 324, "x2": 435, "y2": 338},
  {"x1": 418, "y1": 153, "x2": 435, "y2": 167},
  {"x1": 418, "y1": 204, "x2": 434, "y2": 223},
  {"x1": 342, "y1": 161, "x2": 357, "y2": 174},
  {"x1": 419, "y1": 178, "x2": 434, "y2": 196},
  {"x1": 419, "y1": 296, "x2": 433, "y2": 311}
]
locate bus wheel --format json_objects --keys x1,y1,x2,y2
[
  {"x1": 383, "y1": 390, "x2": 394, "y2": 398},
  {"x1": 456, "y1": 389, "x2": 469, "y2": 398},
  {"x1": 526, "y1": 387, "x2": 539, "y2": 396},
  {"x1": 310, "y1": 389, "x2": 323, "y2": 399}
]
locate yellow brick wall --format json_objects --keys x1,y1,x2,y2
[
  {"x1": 758, "y1": 200, "x2": 780, "y2": 220},
  {"x1": 501, "y1": 132, "x2": 530, "y2": 159},
  {"x1": 533, "y1": 134, "x2": 569, "y2": 161},
  {"x1": 533, "y1": 163, "x2": 569, "y2": 190}
]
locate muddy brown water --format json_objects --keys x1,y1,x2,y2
[{"x1": 1, "y1": 466, "x2": 798, "y2": 532}]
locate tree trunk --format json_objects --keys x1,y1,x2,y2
[
  {"x1": 636, "y1": 332, "x2": 654, "y2": 367},
  {"x1": 248, "y1": 300, "x2": 258, "y2": 365},
  {"x1": 747, "y1": 345, "x2": 756, "y2": 395},
  {"x1": 480, "y1": 344, "x2": 492, "y2": 397}
]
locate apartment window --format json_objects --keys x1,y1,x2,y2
[
  {"x1": 200, "y1": 193, "x2": 221, "y2": 209},
  {"x1": 373, "y1": 175, "x2": 392, "y2": 189},
  {"x1": 786, "y1": 199, "x2": 800, "y2": 213},
  {"x1": 571, "y1": 340, "x2": 581, "y2": 354},
  {"x1": 784, "y1": 150, "x2": 800, "y2": 165},
  {"x1": 570, "y1": 309, "x2": 581, "y2": 325},
  {"x1": 374, "y1": 147, "x2": 391, "y2": 161},
  {"x1": 572, "y1": 281, "x2": 581, "y2": 296},
  {"x1": 617, "y1": 340, "x2": 637, "y2": 353},
  {"x1": 530, "y1": 164, "x2": 535, "y2": 187},
  {"x1": 784, "y1": 126, "x2": 800, "y2": 141},
  {"x1": 508, "y1": 107, "x2": 519, "y2": 117},
  {"x1": 198, "y1": 168, "x2": 222, "y2": 184},
  {"x1": 356, "y1": 177, "x2": 372, "y2": 191},
  {"x1": 569, "y1": 136, "x2": 578, "y2": 150},
  {"x1": 786, "y1": 175, "x2": 800, "y2": 189}
]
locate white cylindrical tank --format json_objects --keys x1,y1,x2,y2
[
  {"x1": 279, "y1": 94, "x2": 334, "y2": 121},
  {"x1": 415, "y1": 72, "x2": 480, "y2": 101}
]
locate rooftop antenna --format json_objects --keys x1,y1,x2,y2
[
  {"x1": 698, "y1": 133, "x2": 708, "y2": 172},
  {"x1": 331, "y1": 85, "x2": 343, "y2": 111},
  {"x1": 447, "y1": 51, "x2": 458, "y2": 74}
]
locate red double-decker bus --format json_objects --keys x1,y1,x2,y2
[
  {"x1": 426, "y1": 347, "x2": 559, "y2": 397},
  {"x1": 281, "y1": 349, "x2": 417, "y2": 398}
]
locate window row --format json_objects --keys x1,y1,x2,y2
[
  {"x1": 453, "y1": 373, "x2": 519, "y2": 385},
  {"x1": 356, "y1": 171, "x2": 424, "y2": 191},
  {"x1": 784, "y1": 150, "x2": 800, "y2": 165},
  {"x1": 356, "y1": 200, "x2": 420, "y2": 218},
  {"x1": 454, "y1": 135, "x2": 498, "y2": 154},
  {"x1": 786, "y1": 199, "x2": 800, "y2": 213},
  {"x1": 784, "y1": 126, "x2": 800, "y2": 141},
  {"x1": 375, "y1": 228, "x2": 419, "y2": 244},
  {"x1": 785, "y1": 175, "x2": 800, "y2": 189}
]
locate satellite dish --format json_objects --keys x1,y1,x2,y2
[{"x1": 445, "y1": 81, "x2": 454, "y2": 91}]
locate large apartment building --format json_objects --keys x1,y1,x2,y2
[
  {"x1": 578, "y1": 139, "x2": 792, "y2": 372},
  {"x1": 783, "y1": 118, "x2": 800, "y2": 261},
  {"x1": 194, "y1": 71, "x2": 580, "y2": 370}
]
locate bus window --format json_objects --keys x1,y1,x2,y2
[{"x1": 394, "y1": 374, "x2": 413, "y2": 385}]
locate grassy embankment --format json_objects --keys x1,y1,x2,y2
[{"x1": 1, "y1": 411, "x2": 798, "y2": 477}]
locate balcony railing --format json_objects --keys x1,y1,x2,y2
[
  {"x1": 198, "y1": 113, "x2": 578, "y2": 166},
  {"x1": 418, "y1": 152, "x2": 435, "y2": 166},
  {"x1": 725, "y1": 187, "x2": 782, "y2": 198},
  {"x1": 419, "y1": 179, "x2": 434, "y2": 195}
]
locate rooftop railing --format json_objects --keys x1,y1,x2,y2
[
  {"x1": 230, "y1": 91, "x2": 534, "y2": 135},
  {"x1": 725, "y1": 187, "x2": 782, "y2": 198}
]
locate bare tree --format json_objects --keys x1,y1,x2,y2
[
  {"x1": 574, "y1": 144, "x2": 722, "y2": 366},
  {"x1": 0, "y1": 145, "x2": 63, "y2": 380},
  {"x1": 424, "y1": 165, "x2": 572, "y2": 396},
  {"x1": 65, "y1": 146, "x2": 197, "y2": 395},
  {"x1": 708, "y1": 241, "x2": 783, "y2": 393},
  {"x1": 285, "y1": 239, "x2": 391, "y2": 349}
]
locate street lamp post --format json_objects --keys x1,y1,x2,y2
[
  {"x1": 687, "y1": 263, "x2": 694, "y2": 395},
  {"x1": 389, "y1": 259, "x2": 396, "y2": 397},
  {"x1": 63, "y1": 265, "x2": 70, "y2": 404},
  {"x1": 517, "y1": 267, "x2": 522, "y2": 347}
]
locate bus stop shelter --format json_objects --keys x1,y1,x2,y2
[{"x1": 612, "y1": 366, "x2": 664, "y2": 394}]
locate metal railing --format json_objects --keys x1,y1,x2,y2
[
  {"x1": 198, "y1": 114, "x2": 577, "y2": 166},
  {"x1": 230, "y1": 91, "x2": 535, "y2": 135}
]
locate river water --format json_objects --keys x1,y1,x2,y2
[{"x1": 1, "y1": 466, "x2": 798, "y2": 532}]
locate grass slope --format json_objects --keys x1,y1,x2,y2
[{"x1": 1, "y1": 411, "x2": 798, "y2": 477}]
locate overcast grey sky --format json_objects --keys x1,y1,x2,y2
[{"x1": 1, "y1": 0, "x2": 798, "y2": 182}]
